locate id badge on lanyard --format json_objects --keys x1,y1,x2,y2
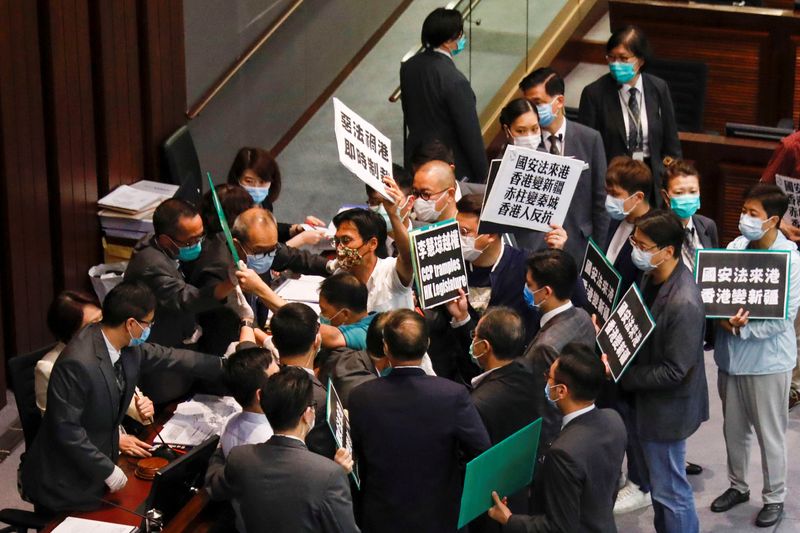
[{"x1": 624, "y1": 92, "x2": 644, "y2": 160}]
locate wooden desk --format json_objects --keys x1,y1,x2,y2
[{"x1": 42, "y1": 404, "x2": 213, "y2": 533}]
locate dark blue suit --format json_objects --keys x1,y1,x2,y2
[{"x1": 349, "y1": 367, "x2": 490, "y2": 533}]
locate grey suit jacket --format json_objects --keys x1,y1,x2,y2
[
  {"x1": 522, "y1": 306, "x2": 596, "y2": 447},
  {"x1": 515, "y1": 120, "x2": 610, "y2": 264},
  {"x1": 124, "y1": 235, "x2": 224, "y2": 402},
  {"x1": 692, "y1": 213, "x2": 719, "y2": 249},
  {"x1": 205, "y1": 435, "x2": 359, "y2": 533},
  {"x1": 20, "y1": 323, "x2": 222, "y2": 512},
  {"x1": 620, "y1": 263, "x2": 709, "y2": 441}
]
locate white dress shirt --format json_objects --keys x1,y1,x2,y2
[
  {"x1": 540, "y1": 302, "x2": 573, "y2": 328},
  {"x1": 606, "y1": 220, "x2": 635, "y2": 264},
  {"x1": 337, "y1": 257, "x2": 414, "y2": 313},
  {"x1": 561, "y1": 403, "x2": 596, "y2": 429},
  {"x1": 221, "y1": 411, "x2": 273, "y2": 458},
  {"x1": 545, "y1": 118, "x2": 568, "y2": 154},
  {"x1": 618, "y1": 76, "x2": 650, "y2": 156}
]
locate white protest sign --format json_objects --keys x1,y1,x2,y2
[
  {"x1": 480, "y1": 145, "x2": 584, "y2": 233},
  {"x1": 775, "y1": 174, "x2": 800, "y2": 228},
  {"x1": 333, "y1": 97, "x2": 392, "y2": 200}
]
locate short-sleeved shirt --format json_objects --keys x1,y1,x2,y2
[
  {"x1": 340, "y1": 257, "x2": 414, "y2": 313},
  {"x1": 339, "y1": 313, "x2": 378, "y2": 350}
]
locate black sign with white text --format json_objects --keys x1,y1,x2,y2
[
  {"x1": 596, "y1": 285, "x2": 656, "y2": 382},
  {"x1": 410, "y1": 219, "x2": 469, "y2": 309},
  {"x1": 326, "y1": 380, "x2": 360, "y2": 488},
  {"x1": 581, "y1": 238, "x2": 623, "y2": 326}
]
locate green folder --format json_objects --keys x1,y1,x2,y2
[{"x1": 458, "y1": 418, "x2": 542, "y2": 528}]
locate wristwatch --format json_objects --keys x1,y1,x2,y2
[{"x1": 240, "y1": 319, "x2": 253, "y2": 328}]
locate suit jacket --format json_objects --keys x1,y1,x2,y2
[
  {"x1": 521, "y1": 306, "x2": 595, "y2": 447},
  {"x1": 349, "y1": 367, "x2": 490, "y2": 533},
  {"x1": 620, "y1": 263, "x2": 709, "y2": 441},
  {"x1": 692, "y1": 213, "x2": 718, "y2": 249},
  {"x1": 124, "y1": 236, "x2": 223, "y2": 402},
  {"x1": 400, "y1": 50, "x2": 488, "y2": 182},
  {"x1": 578, "y1": 73, "x2": 682, "y2": 207},
  {"x1": 205, "y1": 435, "x2": 359, "y2": 533},
  {"x1": 319, "y1": 347, "x2": 378, "y2": 409},
  {"x1": 21, "y1": 323, "x2": 222, "y2": 512},
  {"x1": 515, "y1": 120, "x2": 610, "y2": 263},
  {"x1": 605, "y1": 219, "x2": 642, "y2": 298},
  {"x1": 300, "y1": 369, "x2": 339, "y2": 460},
  {"x1": 505, "y1": 408, "x2": 626, "y2": 533}
]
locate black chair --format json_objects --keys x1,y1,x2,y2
[
  {"x1": 162, "y1": 125, "x2": 202, "y2": 205},
  {"x1": 646, "y1": 57, "x2": 708, "y2": 133},
  {"x1": 0, "y1": 344, "x2": 56, "y2": 532}
]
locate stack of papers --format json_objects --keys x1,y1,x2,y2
[
  {"x1": 274, "y1": 275, "x2": 325, "y2": 313},
  {"x1": 98, "y1": 181, "x2": 178, "y2": 240},
  {"x1": 159, "y1": 394, "x2": 241, "y2": 447},
  {"x1": 52, "y1": 517, "x2": 137, "y2": 532}
]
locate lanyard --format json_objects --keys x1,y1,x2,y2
[{"x1": 621, "y1": 89, "x2": 643, "y2": 151}]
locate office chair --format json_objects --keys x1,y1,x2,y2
[
  {"x1": 162, "y1": 125, "x2": 202, "y2": 205},
  {"x1": 0, "y1": 344, "x2": 56, "y2": 533},
  {"x1": 646, "y1": 57, "x2": 708, "y2": 133}
]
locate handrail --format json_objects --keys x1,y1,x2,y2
[
  {"x1": 388, "y1": 0, "x2": 484, "y2": 103},
  {"x1": 186, "y1": 0, "x2": 304, "y2": 119}
]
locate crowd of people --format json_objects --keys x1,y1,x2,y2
[{"x1": 19, "y1": 7, "x2": 800, "y2": 533}]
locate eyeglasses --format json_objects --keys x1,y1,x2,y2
[
  {"x1": 134, "y1": 318, "x2": 155, "y2": 329},
  {"x1": 605, "y1": 54, "x2": 636, "y2": 63},
  {"x1": 168, "y1": 233, "x2": 205, "y2": 247},
  {"x1": 411, "y1": 188, "x2": 449, "y2": 201},
  {"x1": 628, "y1": 235, "x2": 659, "y2": 252},
  {"x1": 241, "y1": 242, "x2": 278, "y2": 257}
]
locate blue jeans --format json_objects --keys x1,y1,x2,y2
[
  {"x1": 640, "y1": 439, "x2": 699, "y2": 533},
  {"x1": 614, "y1": 396, "x2": 651, "y2": 493}
]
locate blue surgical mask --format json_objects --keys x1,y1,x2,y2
[
  {"x1": 669, "y1": 194, "x2": 701, "y2": 219},
  {"x1": 610, "y1": 61, "x2": 637, "y2": 84},
  {"x1": 244, "y1": 184, "x2": 270, "y2": 205},
  {"x1": 453, "y1": 35, "x2": 467, "y2": 56},
  {"x1": 605, "y1": 194, "x2": 636, "y2": 221},
  {"x1": 523, "y1": 285, "x2": 546, "y2": 310},
  {"x1": 320, "y1": 309, "x2": 344, "y2": 326},
  {"x1": 128, "y1": 319, "x2": 151, "y2": 347},
  {"x1": 176, "y1": 240, "x2": 202, "y2": 262},
  {"x1": 469, "y1": 339, "x2": 487, "y2": 366},
  {"x1": 631, "y1": 245, "x2": 661, "y2": 272},
  {"x1": 536, "y1": 99, "x2": 558, "y2": 128},
  {"x1": 246, "y1": 249, "x2": 276, "y2": 274},
  {"x1": 739, "y1": 214, "x2": 771, "y2": 241},
  {"x1": 544, "y1": 382, "x2": 559, "y2": 407}
]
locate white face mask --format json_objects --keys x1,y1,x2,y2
[
  {"x1": 460, "y1": 235, "x2": 485, "y2": 262},
  {"x1": 513, "y1": 133, "x2": 542, "y2": 151},
  {"x1": 413, "y1": 192, "x2": 446, "y2": 223}
]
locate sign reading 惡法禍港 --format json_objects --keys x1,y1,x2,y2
[
  {"x1": 775, "y1": 174, "x2": 800, "y2": 229},
  {"x1": 409, "y1": 219, "x2": 468, "y2": 309},
  {"x1": 326, "y1": 379, "x2": 360, "y2": 488},
  {"x1": 478, "y1": 145, "x2": 584, "y2": 235},
  {"x1": 581, "y1": 238, "x2": 623, "y2": 326},
  {"x1": 333, "y1": 97, "x2": 392, "y2": 201},
  {"x1": 596, "y1": 284, "x2": 656, "y2": 382},
  {"x1": 695, "y1": 249, "x2": 790, "y2": 320}
]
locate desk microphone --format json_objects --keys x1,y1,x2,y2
[{"x1": 97, "y1": 497, "x2": 163, "y2": 533}]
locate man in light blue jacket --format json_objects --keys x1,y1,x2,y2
[{"x1": 711, "y1": 184, "x2": 800, "y2": 528}]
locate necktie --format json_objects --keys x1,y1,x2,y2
[
  {"x1": 627, "y1": 87, "x2": 641, "y2": 151},
  {"x1": 549, "y1": 134, "x2": 561, "y2": 155},
  {"x1": 113, "y1": 360, "x2": 126, "y2": 394},
  {"x1": 683, "y1": 227, "x2": 696, "y2": 269}
]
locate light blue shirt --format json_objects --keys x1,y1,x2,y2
[
  {"x1": 714, "y1": 232, "x2": 800, "y2": 375},
  {"x1": 220, "y1": 411, "x2": 273, "y2": 458}
]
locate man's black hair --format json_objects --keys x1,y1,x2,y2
[
  {"x1": 475, "y1": 307, "x2": 525, "y2": 360},
  {"x1": 421, "y1": 8, "x2": 463, "y2": 49},
  {"x1": 153, "y1": 198, "x2": 199, "y2": 237},
  {"x1": 519, "y1": 67, "x2": 565, "y2": 97},
  {"x1": 101, "y1": 281, "x2": 156, "y2": 327},
  {"x1": 224, "y1": 347, "x2": 274, "y2": 408},
  {"x1": 261, "y1": 366, "x2": 314, "y2": 432},
  {"x1": 383, "y1": 309, "x2": 429, "y2": 361},
  {"x1": 319, "y1": 272, "x2": 368, "y2": 314},
  {"x1": 635, "y1": 209, "x2": 684, "y2": 259},
  {"x1": 525, "y1": 249, "x2": 577, "y2": 300},
  {"x1": 554, "y1": 342, "x2": 605, "y2": 402},
  {"x1": 270, "y1": 302, "x2": 319, "y2": 357},
  {"x1": 332, "y1": 208, "x2": 388, "y2": 258}
]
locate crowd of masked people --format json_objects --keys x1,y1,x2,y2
[{"x1": 20, "y1": 7, "x2": 800, "y2": 533}]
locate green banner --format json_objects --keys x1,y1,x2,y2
[{"x1": 206, "y1": 172, "x2": 240, "y2": 265}]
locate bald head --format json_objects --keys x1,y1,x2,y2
[
  {"x1": 414, "y1": 160, "x2": 456, "y2": 191},
  {"x1": 412, "y1": 160, "x2": 458, "y2": 222},
  {"x1": 232, "y1": 207, "x2": 278, "y2": 253}
]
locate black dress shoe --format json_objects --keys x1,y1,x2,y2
[
  {"x1": 685, "y1": 462, "x2": 703, "y2": 476},
  {"x1": 755, "y1": 503, "x2": 783, "y2": 527},
  {"x1": 711, "y1": 488, "x2": 750, "y2": 512}
]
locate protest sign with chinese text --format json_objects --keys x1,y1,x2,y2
[
  {"x1": 409, "y1": 219, "x2": 468, "y2": 309},
  {"x1": 775, "y1": 174, "x2": 800, "y2": 229},
  {"x1": 326, "y1": 379, "x2": 360, "y2": 488},
  {"x1": 695, "y1": 249, "x2": 790, "y2": 319},
  {"x1": 597, "y1": 284, "x2": 655, "y2": 382},
  {"x1": 581, "y1": 238, "x2": 622, "y2": 326}
]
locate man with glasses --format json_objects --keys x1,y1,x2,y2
[
  {"x1": 21, "y1": 282, "x2": 224, "y2": 513},
  {"x1": 125, "y1": 198, "x2": 238, "y2": 402},
  {"x1": 411, "y1": 160, "x2": 459, "y2": 225}
]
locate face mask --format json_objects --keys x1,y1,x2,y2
[
  {"x1": 523, "y1": 285, "x2": 546, "y2": 310},
  {"x1": 469, "y1": 339, "x2": 488, "y2": 366},
  {"x1": 669, "y1": 194, "x2": 701, "y2": 219},
  {"x1": 513, "y1": 133, "x2": 542, "y2": 151},
  {"x1": 610, "y1": 61, "x2": 637, "y2": 84},
  {"x1": 631, "y1": 245, "x2": 662, "y2": 272},
  {"x1": 243, "y1": 184, "x2": 270, "y2": 205},
  {"x1": 536, "y1": 98, "x2": 558, "y2": 128},
  {"x1": 460, "y1": 235, "x2": 485, "y2": 263},
  {"x1": 605, "y1": 194, "x2": 636, "y2": 221},
  {"x1": 336, "y1": 244, "x2": 364, "y2": 269},
  {"x1": 128, "y1": 319, "x2": 151, "y2": 347},
  {"x1": 544, "y1": 382, "x2": 559, "y2": 407},
  {"x1": 320, "y1": 308, "x2": 344, "y2": 326},
  {"x1": 739, "y1": 214, "x2": 771, "y2": 241},
  {"x1": 369, "y1": 204, "x2": 392, "y2": 230},
  {"x1": 453, "y1": 35, "x2": 467, "y2": 56},
  {"x1": 246, "y1": 249, "x2": 276, "y2": 274},
  {"x1": 413, "y1": 193, "x2": 446, "y2": 223},
  {"x1": 176, "y1": 241, "x2": 202, "y2": 262}
]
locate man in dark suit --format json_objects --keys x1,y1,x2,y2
[
  {"x1": 269, "y1": 302, "x2": 338, "y2": 459},
  {"x1": 124, "y1": 198, "x2": 237, "y2": 403},
  {"x1": 206, "y1": 366, "x2": 359, "y2": 533},
  {"x1": 521, "y1": 249, "x2": 595, "y2": 448},
  {"x1": 469, "y1": 307, "x2": 539, "y2": 532},
  {"x1": 400, "y1": 8, "x2": 488, "y2": 183},
  {"x1": 488, "y1": 343, "x2": 626, "y2": 533},
  {"x1": 517, "y1": 68, "x2": 609, "y2": 262},
  {"x1": 20, "y1": 282, "x2": 223, "y2": 513},
  {"x1": 349, "y1": 309, "x2": 491, "y2": 533},
  {"x1": 620, "y1": 210, "x2": 708, "y2": 533},
  {"x1": 578, "y1": 26, "x2": 682, "y2": 207}
]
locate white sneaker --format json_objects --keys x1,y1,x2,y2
[{"x1": 613, "y1": 481, "x2": 653, "y2": 515}]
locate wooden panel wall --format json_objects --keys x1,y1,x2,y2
[{"x1": 0, "y1": 0, "x2": 186, "y2": 401}]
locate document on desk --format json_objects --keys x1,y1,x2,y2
[
  {"x1": 52, "y1": 516, "x2": 137, "y2": 532},
  {"x1": 159, "y1": 395, "x2": 241, "y2": 446},
  {"x1": 274, "y1": 275, "x2": 326, "y2": 303}
]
